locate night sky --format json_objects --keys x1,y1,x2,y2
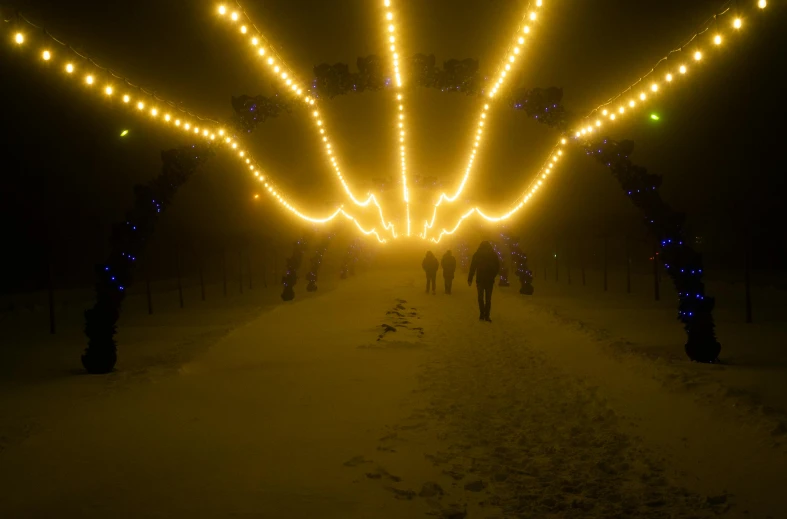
[{"x1": 1, "y1": 0, "x2": 785, "y2": 292}]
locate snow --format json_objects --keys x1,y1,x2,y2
[{"x1": 2, "y1": 267, "x2": 787, "y2": 517}]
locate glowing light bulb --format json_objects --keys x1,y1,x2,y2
[
  {"x1": 529, "y1": 12, "x2": 537, "y2": 21},
  {"x1": 65, "y1": 63, "x2": 74, "y2": 73},
  {"x1": 733, "y1": 18, "x2": 742, "y2": 29},
  {"x1": 105, "y1": 86, "x2": 113, "y2": 95},
  {"x1": 602, "y1": 109, "x2": 608, "y2": 116},
  {"x1": 694, "y1": 51, "x2": 702, "y2": 61},
  {"x1": 523, "y1": 26, "x2": 530, "y2": 34},
  {"x1": 165, "y1": 114, "x2": 171, "y2": 122},
  {"x1": 629, "y1": 100, "x2": 635, "y2": 107},
  {"x1": 518, "y1": 37, "x2": 525, "y2": 44},
  {"x1": 85, "y1": 75, "x2": 94, "y2": 85},
  {"x1": 175, "y1": 120, "x2": 181, "y2": 126},
  {"x1": 679, "y1": 65, "x2": 687, "y2": 74},
  {"x1": 759, "y1": 0, "x2": 767, "y2": 8},
  {"x1": 714, "y1": 34, "x2": 722, "y2": 45},
  {"x1": 240, "y1": 25, "x2": 247, "y2": 34},
  {"x1": 123, "y1": 95, "x2": 130, "y2": 103},
  {"x1": 610, "y1": 113, "x2": 616, "y2": 120},
  {"x1": 651, "y1": 83, "x2": 659, "y2": 92},
  {"x1": 251, "y1": 37, "x2": 258, "y2": 45},
  {"x1": 151, "y1": 108, "x2": 158, "y2": 116},
  {"x1": 666, "y1": 73, "x2": 673, "y2": 82},
  {"x1": 218, "y1": 5, "x2": 226, "y2": 15},
  {"x1": 258, "y1": 48, "x2": 265, "y2": 56},
  {"x1": 42, "y1": 50, "x2": 51, "y2": 61},
  {"x1": 619, "y1": 107, "x2": 625, "y2": 113},
  {"x1": 273, "y1": 66, "x2": 280, "y2": 73},
  {"x1": 640, "y1": 93, "x2": 646, "y2": 101},
  {"x1": 231, "y1": 12, "x2": 239, "y2": 21},
  {"x1": 386, "y1": 12, "x2": 393, "y2": 20},
  {"x1": 137, "y1": 101, "x2": 144, "y2": 110},
  {"x1": 14, "y1": 33, "x2": 24, "y2": 44}
]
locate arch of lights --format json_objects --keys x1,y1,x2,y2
[
  {"x1": 3, "y1": 0, "x2": 774, "y2": 246},
  {"x1": 428, "y1": 0, "x2": 771, "y2": 242}
]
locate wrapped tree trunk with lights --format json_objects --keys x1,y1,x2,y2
[
  {"x1": 584, "y1": 138, "x2": 720, "y2": 362},
  {"x1": 511, "y1": 85, "x2": 720, "y2": 363},
  {"x1": 82, "y1": 147, "x2": 211, "y2": 374},
  {"x1": 281, "y1": 237, "x2": 309, "y2": 301},
  {"x1": 306, "y1": 234, "x2": 334, "y2": 292}
]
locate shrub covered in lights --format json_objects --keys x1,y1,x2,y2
[
  {"x1": 340, "y1": 239, "x2": 362, "y2": 279},
  {"x1": 282, "y1": 237, "x2": 309, "y2": 301},
  {"x1": 306, "y1": 234, "x2": 334, "y2": 292},
  {"x1": 455, "y1": 241, "x2": 470, "y2": 273},
  {"x1": 82, "y1": 146, "x2": 212, "y2": 374},
  {"x1": 491, "y1": 242, "x2": 510, "y2": 287},
  {"x1": 501, "y1": 233, "x2": 534, "y2": 295}
]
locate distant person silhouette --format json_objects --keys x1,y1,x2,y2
[
  {"x1": 422, "y1": 251, "x2": 439, "y2": 294},
  {"x1": 441, "y1": 250, "x2": 457, "y2": 294},
  {"x1": 468, "y1": 241, "x2": 500, "y2": 321}
]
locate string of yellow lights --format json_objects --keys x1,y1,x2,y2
[
  {"x1": 430, "y1": 0, "x2": 772, "y2": 243},
  {"x1": 423, "y1": 0, "x2": 547, "y2": 239},
  {"x1": 217, "y1": 2, "x2": 398, "y2": 238},
  {"x1": 571, "y1": 0, "x2": 769, "y2": 139},
  {"x1": 429, "y1": 141, "x2": 567, "y2": 244},
  {"x1": 1, "y1": 15, "x2": 385, "y2": 233},
  {"x1": 379, "y1": 0, "x2": 412, "y2": 236}
]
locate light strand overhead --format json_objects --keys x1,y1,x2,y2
[{"x1": 217, "y1": 2, "x2": 398, "y2": 237}]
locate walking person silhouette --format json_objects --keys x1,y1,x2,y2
[
  {"x1": 422, "y1": 251, "x2": 439, "y2": 295},
  {"x1": 468, "y1": 241, "x2": 500, "y2": 321}
]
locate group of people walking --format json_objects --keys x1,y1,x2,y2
[{"x1": 422, "y1": 241, "x2": 500, "y2": 322}]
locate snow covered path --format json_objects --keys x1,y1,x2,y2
[{"x1": 1, "y1": 269, "x2": 786, "y2": 518}]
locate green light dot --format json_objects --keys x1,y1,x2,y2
[
  {"x1": 120, "y1": 130, "x2": 129, "y2": 137},
  {"x1": 650, "y1": 114, "x2": 660, "y2": 121}
]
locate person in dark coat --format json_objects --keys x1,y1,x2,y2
[
  {"x1": 422, "y1": 251, "x2": 439, "y2": 294},
  {"x1": 441, "y1": 250, "x2": 457, "y2": 294},
  {"x1": 467, "y1": 241, "x2": 500, "y2": 321}
]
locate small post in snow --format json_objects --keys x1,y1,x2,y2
[
  {"x1": 248, "y1": 246, "x2": 253, "y2": 290},
  {"x1": 543, "y1": 250, "x2": 548, "y2": 281},
  {"x1": 625, "y1": 236, "x2": 631, "y2": 294},
  {"x1": 198, "y1": 251, "x2": 206, "y2": 301},
  {"x1": 47, "y1": 252, "x2": 56, "y2": 334},
  {"x1": 604, "y1": 234, "x2": 609, "y2": 292},
  {"x1": 222, "y1": 249, "x2": 228, "y2": 297},
  {"x1": 238, "y1": 249, "x2": 244, "y2": 295},
  {"x1": 652, "y1": 240, "x2": 660, "y2": 301},
  {"x1": 176, "y1": 245, "x2": 184, "y2": 309},
  {"x1": 744, "y1": 235, "x2": 753, "y2": 324}
]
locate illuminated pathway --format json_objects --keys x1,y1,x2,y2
[{"x1": 1, "y1": 268, "x2": 786, "y2": 517}]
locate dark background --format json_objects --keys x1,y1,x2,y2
[{"x1": 1, "y1": 0, "x2": 785, "y2": 294}]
